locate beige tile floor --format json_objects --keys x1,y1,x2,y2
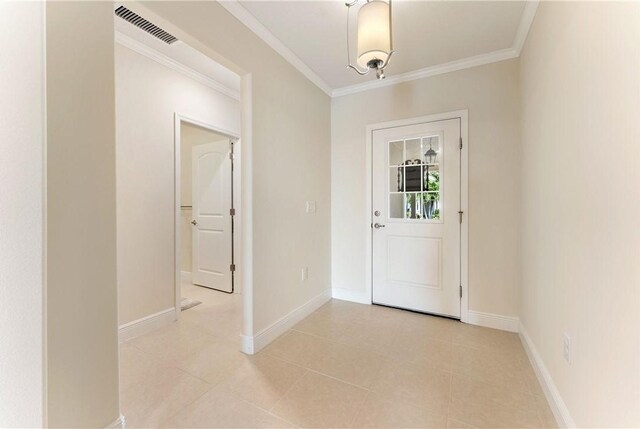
[{"x1": 120, "y1": 284, "x2": 557, "y2": 428}]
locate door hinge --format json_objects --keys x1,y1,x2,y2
[
  {"x1": 459, "y1": 137, "x2": 463, "y2": 150},
  {"x1": 230, "y1": 264, "x2": 236, "y2": 272},
  {"x1": 460, "y1": 285, "x2": 463, "y2": 298},
  {"x1": 458, "y1": 210, "x2": 463, "y2": 224},
  {"x1": 230, "y1": 208, "x2": 236, "y2": 216},
  {"x1": 229, "y1": 152, "x2": 234, "y2": 160}
]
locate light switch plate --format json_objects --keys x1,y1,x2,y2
[
  {"x1": 301, "y1": 267, "x2": 308, "y2": 281},
  {"x1": 305, "y1": 201, "x2": 317, "y2": 213}
]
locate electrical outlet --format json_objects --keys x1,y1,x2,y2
[
  {"x1": 562, "y1": 333, "x2": 572, "y2": 364},
  {"x1": 305, "y1": 201, "x2": 316, "y2": 214},
  {"x1": 301, "y1": 267, "x2": 309, "y2": 281}
]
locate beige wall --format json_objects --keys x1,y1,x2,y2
[
  {"x1": 332, "y1": 59, "x2": 521, "y2": 318},
  {"x1": 46, "y1": 2, "x2": 120, "y2": 427},
  {"x1": 519, "y1": 2, "x2": 640, "y2": 427},
  {"x1": 137, "y1": 1, "x2": 332, "y2": 334},
  {"x1": 180, "y1": 124, "x2": 228, "y2": 273},
  {"x1": 116, "y1": 44, "x2": 240, "y2": 325},
  {"x1": 0, "y1": 2, "x2": 45, "y2": 426}
]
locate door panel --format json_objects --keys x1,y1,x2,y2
[
  {"x1": 197, "y1": 230, "x2": 225, "y2": 274},
  {"x1": 192, "y1": 141, "x2": 232, "y2": 292},
  {"x1": 372, "y1": 119, "x2": 460, "y2": 317},
  {"x1": 386, "y1": 236, "x2": 441, "y2": 288}
]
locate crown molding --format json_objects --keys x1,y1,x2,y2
[
  {"x1": 214, "y1": 0, "x2": 538, "y2": 98},
  {"x1": 218, "y1": 0, "x2": 333, "y2": 97},
  {"x1": 115, "y1": 31, "x2": 241, "y2": 101},
  {"x1": 332, "y1": 0, "x2": 539, "y2": 97},
  {"x1": 332, "y1": 48, "x2": 518, "y2": 97},
  {"x1": 513, "y1": 0, "x2": 540, "y2": 55}
]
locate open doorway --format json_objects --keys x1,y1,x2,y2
[
  {"x1": 115, "y1": 7, "x2": 249, "y2": 425},
  {"x1": 175, "y1": 117, "x2": 241, "y2": 314},
  {"x1": 114, "y1": 4, "x2": 244, "y2": 340}
]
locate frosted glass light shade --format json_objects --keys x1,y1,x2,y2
[{"x1": 357, "y1": 1, "x2": 391, "y2": 68}]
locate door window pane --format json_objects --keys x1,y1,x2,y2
[
  {"x1": 405, "y1": 138, "x2": 423, "y2": 163},
  {"x1": 423, "y1": 136, "x2": 439, "y2": 165},
  {"x1": 424, "y1": 168, "x2": 439, "y2": 192},
  {"x1": 389, "y1": 140, "x2": 404, "y2": 166},
  {"x1": 390, "y1": 166, "x2": 403, "y2": 192},
  {"x1": 387, "y1": 136, "x2": 442, "y2": 222},
  {"x1": 423, "y1": 192, "x2": 440, "y2": 220},
  {"x1": 405, "y1": 193, "x2": 422, "y2": 219},
  {"x1": 389, "y1": 193, "x2": 404, "y2": 219},
  {"x1": 404, "y1": 164, "x2": 421, "y2": 192}
]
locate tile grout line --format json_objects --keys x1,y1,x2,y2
[
  {"x1": 271, "y1": 326, "x2": 539, "y2": 418},
  {"x1": 125, "y1": 300, "x2": 545, "y2": 429},
  {"x1": 304, "y1": 367, "x2": 374, "y2": 392},
  {"x1": 157, "y1": 381, "x2": 216, "y2": 427},
  {"x1": 223, "y1": 384, "x2": 302, "y2": 428},
  {"x1": 267, "y1": 368, "x2": 310, "y2": 417},
  {"x1": 347, "y1": 389, "x2": 372, "y2": 428}
]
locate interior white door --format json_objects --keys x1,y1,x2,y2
[
  {"x1": 372, "y1": 119, "x2": 461, "y2": 317},
  {"x1": 191, "y1": 140, "x2": 233, "y2": 292}
]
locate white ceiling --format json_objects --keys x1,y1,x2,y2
[{"x1": 238, "y1": 0, "x2": 529, "y2": 91}]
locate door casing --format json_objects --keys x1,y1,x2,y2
[
  {"x1": 173, "y1": 113, "x2": 241, "y2": 321},
  {"x1": 365, "y1": 110, "x2": 469, "y2": 323}
]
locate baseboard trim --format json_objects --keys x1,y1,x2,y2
[
  {"x1": 241, "y1": 288, "x2": 332, "y2": 355},
  {"x1": 331, "y1": 287, "x2": 371, "y2": 305},
  {"x1": 118, "y1": 307, "x2": 176, "y2": 343},
  {"x1": 519, "y1": 323, "x2": 575, "y2": 428},
  {"x1": 467, "y1": 310, "x2": 520, "y2": 332},
  {"x1": 104, "y1": 414, "x2": 126, "y2": 429},
  {"x1": 240, "y1": 334, "x2": 254, "y2": 355},
  {"x1": 180, "y1": 270, "x2": 192, "y2": 284}
]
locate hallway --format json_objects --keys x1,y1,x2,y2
[{"x1": 119, "y1": 293, "x2": 555, "y2": 428}]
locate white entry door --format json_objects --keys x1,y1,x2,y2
[
  {"x1": 372, "y1": 119, "x2": 461, "y2": 317},
  {"x1": 191, "y1": 140, "x2": 233, "y2": 292}
]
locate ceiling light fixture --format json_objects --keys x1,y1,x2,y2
[{"x1": 345, "y1": 0, "x2": 394, "y2": 80}]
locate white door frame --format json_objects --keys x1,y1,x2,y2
[
  {"x1": 173, "y1": 113, "x2": 241, "y2": 321},
  {"x1": 365, "y1": 110, "x2": 469, "y2": 323}
]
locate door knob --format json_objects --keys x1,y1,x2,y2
[
  {"x1": 374, "y1": 223, "x2": 386, "y2": 229},
  {"x1": 191, "y1": 220, "x2": 198, "y2": 226}
]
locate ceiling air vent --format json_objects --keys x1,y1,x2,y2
[{"x1": 115, "y1": 6, "x2": 178, "y2": 45}]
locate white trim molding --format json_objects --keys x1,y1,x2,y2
[
  {"x1": 123, "y1": 0, "x2": 538, "y2": 99},
  {"x1": 332, "y1": 1, "x2": 538, "y2": 97},
  {"x1": 241, "y1": 288, "x2": 332, "y2": 355},
  {"x1": 180, "y1": 270, "x2": 192, "y2": 284},
  {"x1": 217, "y1": 0, "x2": 538, "y2": 98},
  {"x1": 218, "y1": 1, "x2": 333, "y2": 97},
  {"x1": 173, "y1": 113, "x2": 241, "y2": 322},
  {"x1": 332, "y1": 287, "x2": 371, "y2": 305},
  {"x1": 332, "y1": 48, "x2": 518, "y2": 97},
  {"x1": 240, "y1": 75, "x2": 254, "y2": 348},
  {"x1": 115, "y1": 31, "x2": 240, "y2": 101},
  {"x1": 519, "y1": 323, "x2": 575, "y2": 428},
  {"x1": 467, "y1": 310, "x2": 520, "y2": 333},
  {"x1": 104, "y1": 414, "x2": 126, "y2": 429},
  {"x1": 513, "y1": 1, "x2": 540, "y2": 55},
  {"x1": 118, "y1": 308, "x2": 175, "y2": 343}
]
